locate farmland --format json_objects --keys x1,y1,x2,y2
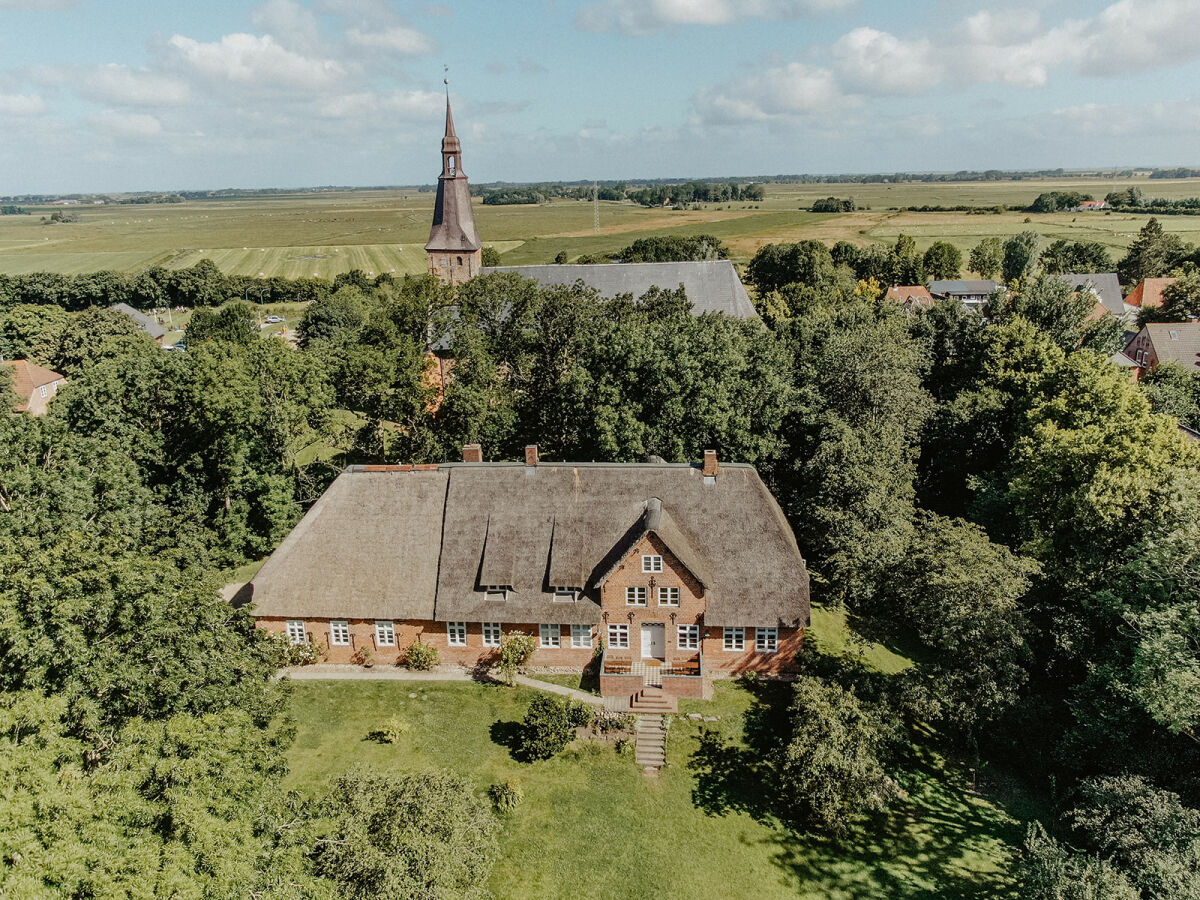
[{"x1": 3, "y1": 177, "x2": 1200, "y2": 278}]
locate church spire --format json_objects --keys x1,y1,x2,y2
[{"x1": 426, "y1": 75, "x2": 481, "y2": 285}]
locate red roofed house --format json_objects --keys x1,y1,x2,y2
[
  {"x1": 1121, "y1": 322, "x2": 1200, "y2": 380},
  {"x1": 2, "y1": 360, "x2": 67, "y2": 415},
  {"x1": 1125, "y1": 277, "x2": 1177, "y2": 310},
  {"x1": 885, "y1": 285, "x2": 935, "y2": 308}
]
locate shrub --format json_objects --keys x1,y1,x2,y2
[
  {"x1": 517, "y1": 694, "x2": 575, "y2": 761},
  {"x1": 614, "y1": 737, "x2": 632, "y2": 756},
  {"x1": 368, "y1": 716, "x2": 410, "y2": 743},
  {"x1": 499, "y1": 631, "x2": 536, "y2": 686},
  {"x1": 488, "y1": 780, "x2": 524, "y2": 813},
  {"x1": 404, "y1": 641, "x2": 439, "y2": 671},
  {"x1": 593, "y1": 709, "x2": 635, "y2": 735},
  {"x1": 283, "y1": 638, "x2": 323, "y2": 666},
  {"x1": 564, "y1": 700, "x2": 594, "y2": 729},
  {"x1": 353, "y1": 645, "x2": 374, "y2": 667}
]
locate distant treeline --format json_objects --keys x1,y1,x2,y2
[
  {"x1": 811, "y1": 197, "x2": 855, "y2": 212},
  {"x1": 626, "y1": 182, "x2": 765, "y2": 206},
  {"x1": 1, "y1": 205, "x2": 30, "y2": 215},
  {"x1": 1149, "y1": 167, "x2": 1200, "y2": 179},
  {"x1": 0, "y1": 259, "x2": 350, "y2": 311}
]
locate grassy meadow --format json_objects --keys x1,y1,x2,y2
[
  {"x1": 3, "y1": 177, "x2": 1200, "y2": 278},
  {"x1": 284, "y1": 605, "x2": 1034, "y2": 900}
]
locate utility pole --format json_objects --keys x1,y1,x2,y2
[{"x1": 593, "y1": 181, "x2": 600, "y2": 234}]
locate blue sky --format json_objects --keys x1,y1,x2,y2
[{"x1": 2, "y1": 0, "x2": 1199, "y2": 193}]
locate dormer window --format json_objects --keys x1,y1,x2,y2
[
  {"x1": 642, "y1": 554, "x2": 663, "y2": 573},
  {"x1": 553, "y1": 589, "x2": 577, "y2": 603},
  {"x1": 484, "y1": 587, "x2": 507, "y2": 602}
]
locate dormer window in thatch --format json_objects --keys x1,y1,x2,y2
[
  {"x1": 484, "y1": 587, "x2": 507, "y2": 602},
  {"x1": 553, "y1": 589, "x2": 578, "y2": 602}
]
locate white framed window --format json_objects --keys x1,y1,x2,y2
[
  {"x1": 485, "y1": 589, "x2": 507, "y2": 602},
  {"x1": 539, "y1": 624, "x2": 561, "y2": 648},
  {"x1": 642, "y1": 554, "x2": 663, "y2": 573},
  {"x1": 483, "y1": 622, "x2": 502, "y2": 647},
  {"x1": 554, "y1": 589, "x2": 577, "y2": 603},
  {"x1": 447, "y1": 621, "x2": 467, "y2": 647},
  {"x1": 38, "y1": 385, "x2": 48, "y2": 398},
  {"x1": 330, "y1": 620, "x2": 350, "y2": 646},
  {"x1": 723, "y1": 627, "x2": 745, "y2": 652},
  {"x1": 756, "y1": 627, "x2": 778, "y2": 653},
  {"x1": 658, "y1": 586, "x2": 680, "y2": 606},
  {"x1": 286, "y1": 619, "x2": 307, "y2": 645},
  {"x1": 625, "y1": 586, "x2": 647, "y2": 606},
  {"x1": 677, "y1": 624, "x2": 699, "y2": 650},
  {"x1": 375, "y1": 620, "x2": 396, "y2": 647},
  {"x1": 608, "y1": 623, "x2": 630, "y2": 649},
  {"x1": 571, "y1": 624, "x2": 592, "y2": 649}
]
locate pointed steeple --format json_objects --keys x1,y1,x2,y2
[{"x1": 426, "y1": 77, "x2": 481, "y2": 285}]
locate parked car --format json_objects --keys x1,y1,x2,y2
[{"x1": 265, "y1": 315, "x2": 285, "y2": 324}]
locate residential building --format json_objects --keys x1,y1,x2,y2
[
  {"x1": 425, "y1": 86, "x2": 481, "y2": 286},
  {"x1": 885, "y1": 285, "x2": 934, "y2": 308},
  {"x1": 1121, "y1": 322, "x2": 1200, "y2": 378},
  {"x1": 1074, "y1": 200, "x2": 1107, "y2": 211},
  {"x1": 1124, "y1": 277, "x2": 1177, "y2": 311},
  {"x1": 2, "y1": 359, "x2": 66, "y2": 415},
  {"x1": 249, "y1": 447, "x2": 810, "y2": 705},
  {"x1": 928, "y1": 279, "x2": 1003, "y2": 312},
  {"x1": 110, "y1": 303, "x2": 167, "y2": 344},
  {"x1": 1054, "y1": 272, "x2": 1128, "y2": 320},
  {"x1": 480, "y1": 261, "x2": 758, "y2": 319}
]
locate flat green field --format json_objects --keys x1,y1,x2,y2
[
  {"x1": 285, "y1": 607, "x2": 1032, "y2": 900},
  {"x1": 3, "y1": 177, "x2": 1198, "y2": 277}
]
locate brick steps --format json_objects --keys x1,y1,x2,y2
[
  {"x1": 628, "y1": 686, "x2": 677, "y2": 714},
  {"x1": 635, "y1": 714, "x2": 666, "y2": 769}
]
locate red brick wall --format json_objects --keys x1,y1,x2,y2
[
  {"x1": 599, "y1": 534, "x2": 706, "y2": 664},
  {"x1": 702, "y1": 625, "x2": 804, "y2": 675},
  {"x1": 255, "y1": 616, "x2": 595, "y2": 668}
]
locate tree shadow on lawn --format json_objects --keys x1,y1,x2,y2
[
  {"x1": 490, "y1": 720, "x2": 524, "y2": 759},
  {"x1": 687, "y1": 678, "x2": 1024, "y2": 899}
]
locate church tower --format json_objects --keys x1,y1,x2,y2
[{"x1": 425, "y1": 82, "x2": 481, "y2": 285}]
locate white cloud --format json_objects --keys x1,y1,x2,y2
[
  {"x1": 89, "y1": 109, "x2": 164, "y2": 139},
  {"x1": 576, "y1": 0, "x2": 853, "y2": 36},
  {"x1": 958, "y1": 9, "x2": 1043, "y2": 46},
  {"x1": 1072, "y1": 0, "x2": 1200, "y2": 74},
  {"x1": 78, "y1": 64, "x2": 191, "y2": 107},
  {"x1": 167, "y1": 33, "x2": 345, "y2": 90},
  {"x1": 833, "y1": 27, "x2": 943, "y2": 95},
  {"x1": 314, "y1": 88, "x2": 443, "y2": 120},
  {"x1": 345, "y1": 25, "x2": 434, "y2": 54},
  {"x1": 251, "y1": 0, "x2": 322, "y2": 52},
  {"x1": 695, "y1": 61, "x2": 845, "y2": 123},
  {"x1": 0, "y1": 92, "x2": 45, "y2": 115}
]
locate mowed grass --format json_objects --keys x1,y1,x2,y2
[
  {"x1": 285, "y1": 607, "x2": 1028, "y2": 900},
  {"x1": 3, "y1": 177, "x2": 1198, "y2": 276}
]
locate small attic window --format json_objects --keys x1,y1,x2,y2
[
  {"x1": 642, "y1": 554, "x2": 663, "y2": 573},
  {"x1": 1170, "y1": 329, "x2": 1180, "y2": 340},
  {"x1": 484, "y1": 588, "x2": 507, "y2": 602},
  {"x1": 553, "y1": 589, "x2": 577, "y2": 603}
]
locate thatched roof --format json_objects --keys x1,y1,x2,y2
[
  {"x1": 249, "y1": 469, "x2": 448, "y2": 620},
  {"x1": 250, "y1": 460, "x2": 809, "y2": 629}
]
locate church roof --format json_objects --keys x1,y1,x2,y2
[
  {"x1": 479, "y1": 261, "x2": 759, "y2": 319},
  {"x1": 425, "y1": 93, "x2": 480, "y2": 254}
]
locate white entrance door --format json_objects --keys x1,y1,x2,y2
[{"x1": 640, "y1": 623, "x2": 665, "y2": 660}]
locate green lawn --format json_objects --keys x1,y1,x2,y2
[{"x1": 285, "y1": 606, "x2": 1030, "y2": 900}]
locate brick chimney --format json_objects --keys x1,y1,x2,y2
[
  {"x1": 462, "y1": 443, "x2": 482, "y2": 463},
  {"x1": 525, "y1": 444, "x2": 539, "y2": 466},
  {"x1": 702, "y1": 450, "x2": 718, "y2": 478}
]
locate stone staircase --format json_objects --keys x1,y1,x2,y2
[{"x1": 635, "y1": 714, "x2": 666, "y2": 770}]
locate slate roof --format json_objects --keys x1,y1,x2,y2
[
  {"x1": 249, "y1": 460, "x2": 809, "y2": 629},
  {"x1": 110, "y1": 303, "x2": 166, "y2": 340},
  {"x1": 928, "y1": 279, "x2": 1003, "y2": 297},
  {"x1": 479, "y1": 261, "x2": 758, "y2": 319},
  {"x1": 1142, "y1": 322, "x2": 1200, "y2": 371},
  {"x1": 1055, "y1": 272, "x2": 1125, "y2": 316}
]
